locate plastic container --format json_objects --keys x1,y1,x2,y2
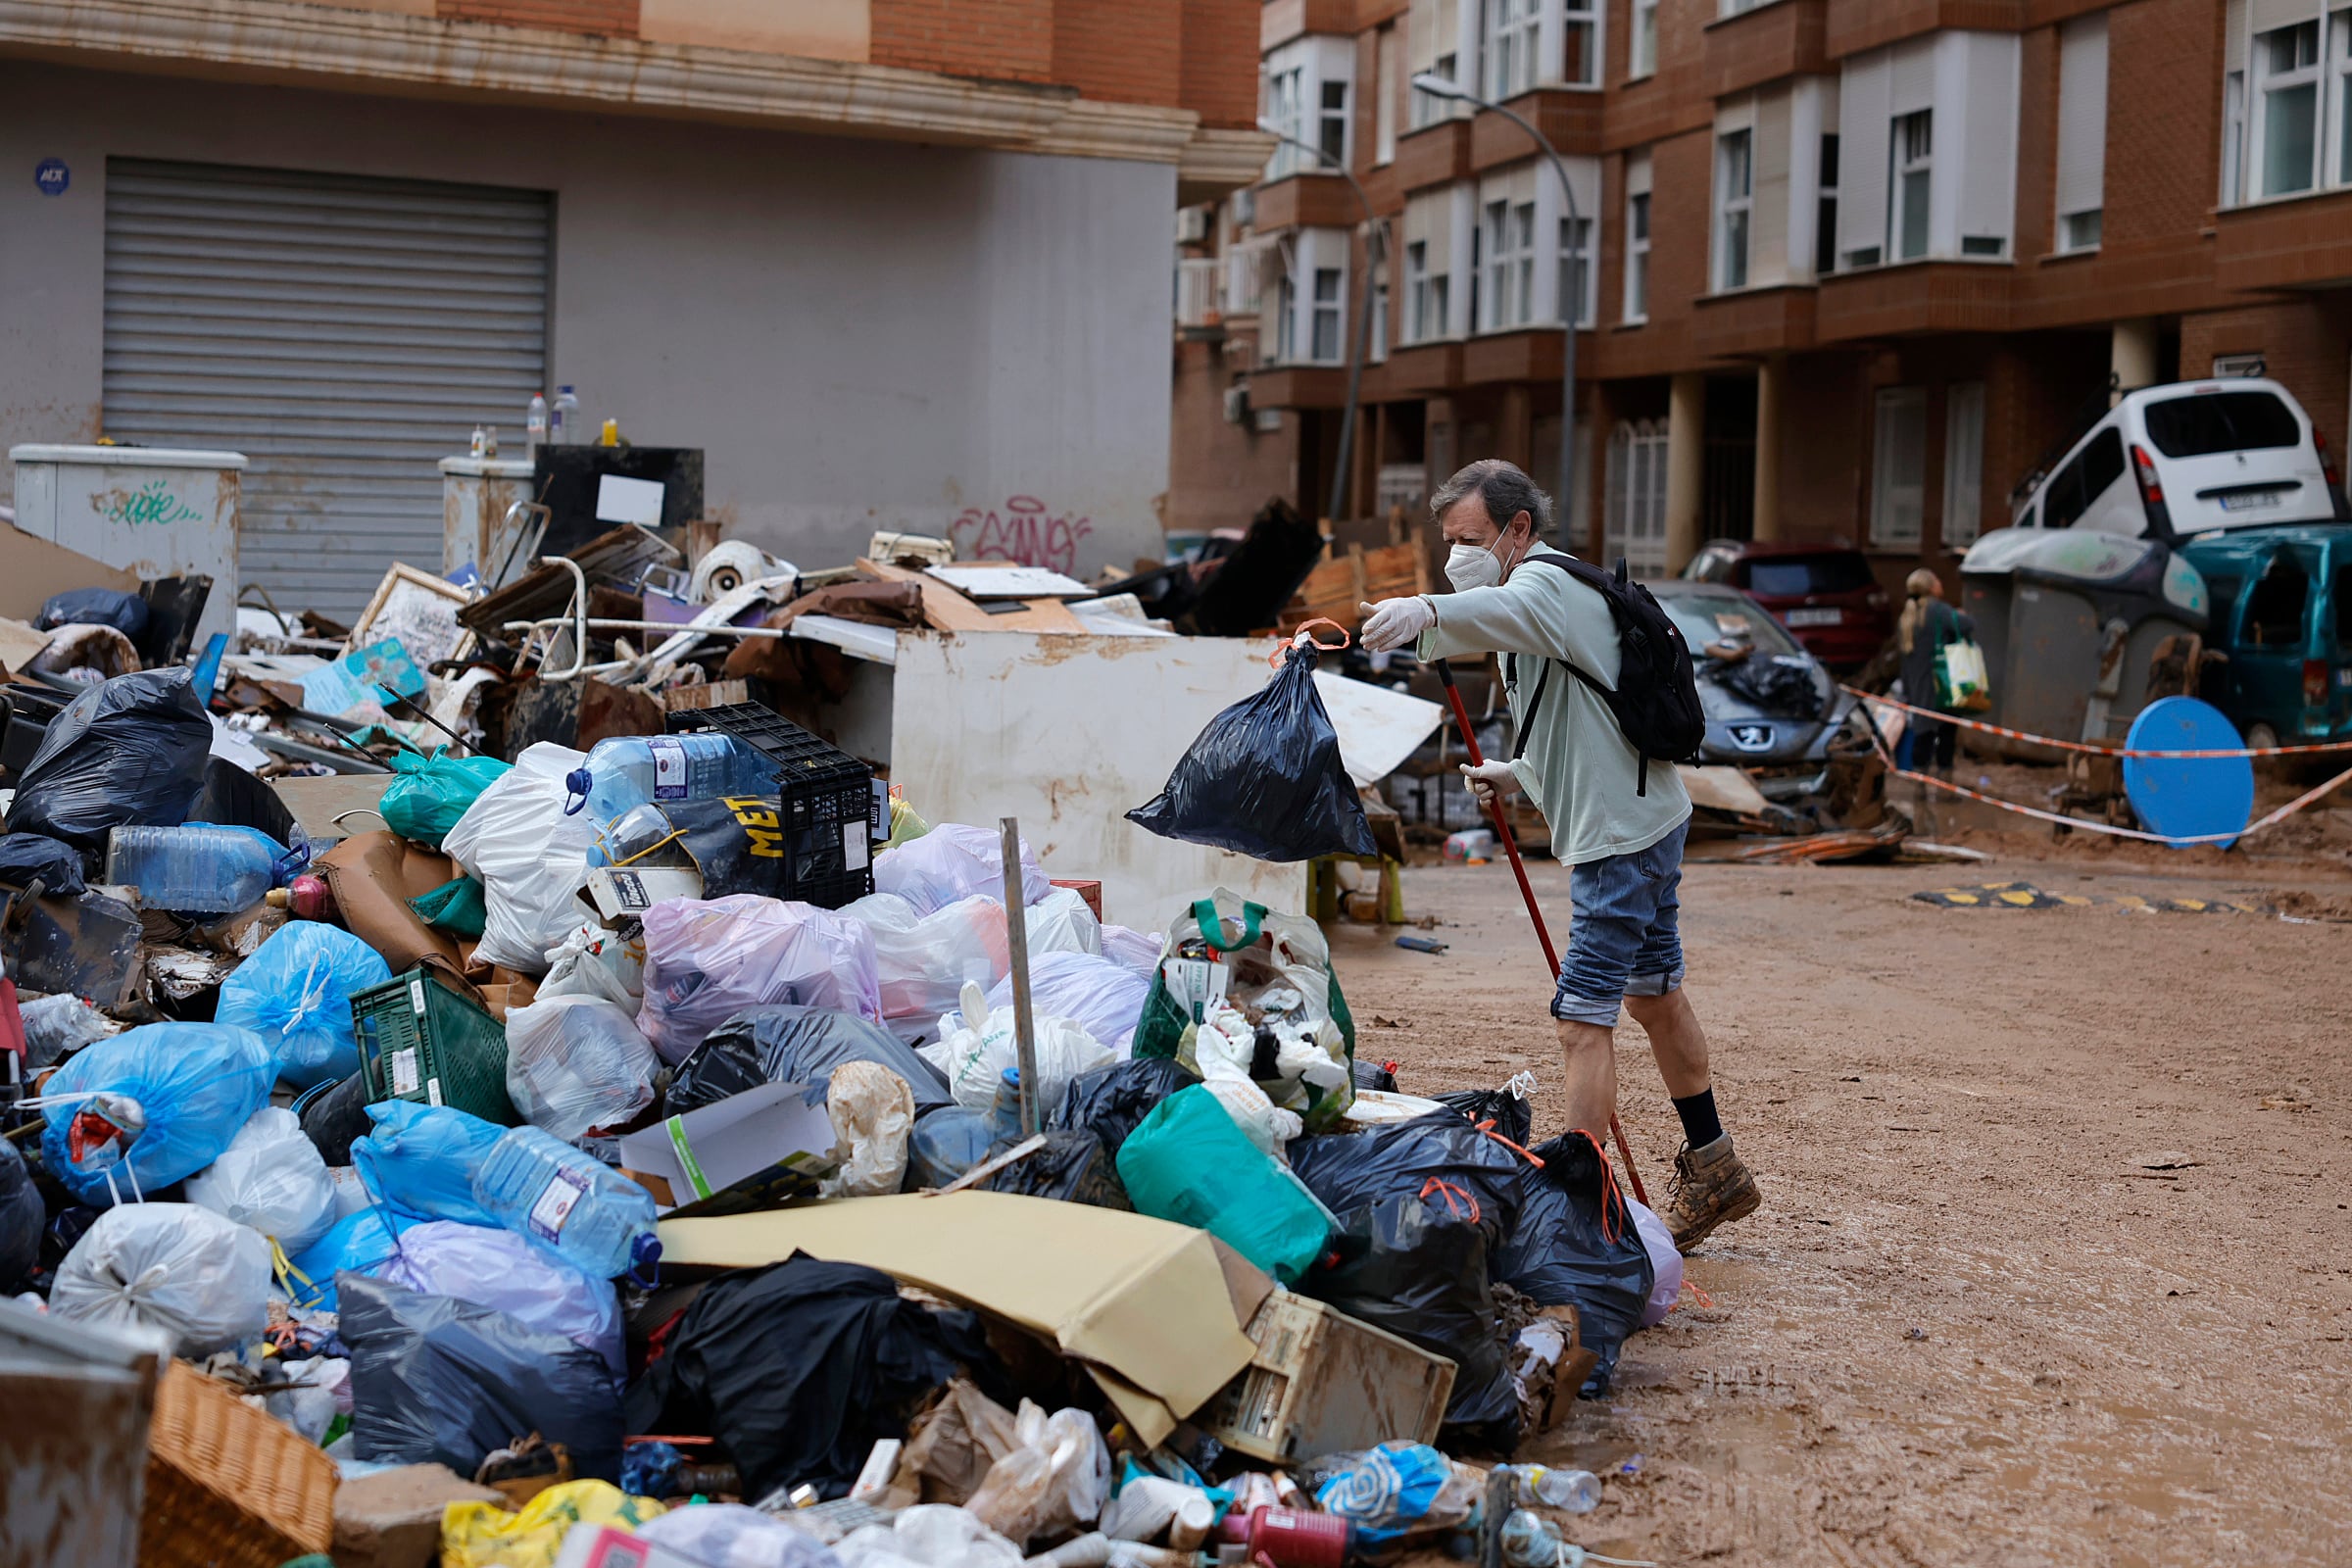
[
  {"x1": 1503, "y1": 1464, "x2": 1600, "y2": 1512},
  {"x1": 1199, "y1": 1289, "x2": 1455, "y2": 1463},
  {"x1": 1216, "y1": 1507, "x2": 1348, "y2": 1568},
  {"x1": 1498, "y1": 1510, "x2": 1566, "y2": 1568},
  {"x1": 906, "y1": 1105, "x2": 993, "y2": 1190},
  {"x1": 352, "y1": 968, "x2": 518, "y2": 1126},
  {"x1": 472, "y1": 1123, "x2": 661, "y2": 1281},
  {"x1": 526, "y1": 392, "x2": 548, "y2": 450},
  {"x1": 105, "y1": 823, "x2": 304, "y2": 913},
  {"x1": 1441, "y1": 828, "x2": 1495, "y2": 864},
  {"x1": 989, "y1": 1067, "x2": 1027, "y2": 1145},
  {"x1": 552, "y1": 385, "x2": 579, "y2": 445},
  {"x1": 563, "y1": 732, "x2": 774, "y2": 825},
  {"x1": 666, "y1": 704, "x2": 882, "y2": 907}
]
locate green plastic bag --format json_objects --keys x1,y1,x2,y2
[
  {"x1": 380, "y1": 750, "x2": 512, "y2": 850},
  {"x1": 409, "y1": 875, "x2": 488, "y2": 938},
  {"x1": 1115, "y1": 1085, "x2": 1332, "y2": 1284}
]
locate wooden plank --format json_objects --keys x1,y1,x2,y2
[{"x1": 858, "y1": 559, "x2": 1087, "y2": 634}]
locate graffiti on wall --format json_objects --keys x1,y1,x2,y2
[
  {"x1": 95, "y1": 478, "x2": 203, "y2": 528},
  {"x1": 950, "y1": 496, "x2": 1094, "y2": 574}
]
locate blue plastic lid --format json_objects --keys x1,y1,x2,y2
[{"x1": 2123, "y1": 697, "x2": 2254, "y2": 850}]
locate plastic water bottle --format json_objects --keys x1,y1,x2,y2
[
  {"x1": 1499, "y1": 1510, "x2": 1568, "y2": 1568},
  {"x1": 1505, "y1": 1465, "x2": 1601, "y2": 1513},
  {"x1": 106, "y1": 824, "x2": 306, "y2": 913},
  {"x1": 551, "y1": 385, "x2": 579, "y2": 445},
  {"x1": 563, "y1": 732, "x2": 774, "y2": 823},
  {"x1": 989, "y1": 1067, "x2": 1026, "y2": 1145},
  {"x1": 526, "y1": 392, "x2": 548, "y2": 451},
  {"x1": 471, "y1": 1124, "x2": 661, "y2": 1281}
]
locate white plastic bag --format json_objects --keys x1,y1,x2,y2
[
  {"x1": 846, "y1": 892, "x2": 1008, "y2": 1022},
  {"x1": 539, "y1": 920, "x2": 646, "y2": 1009},
  {"x1": 371, "y1": 1218, "x2": 625, "y2": 1375},
  {"x1": 875, "y1": 822, "x2": 1050, "y2": 916},
  {"x1": 921, "y1": 982, "x2": 1112, "y2": 1113},
  {"x1": 637, "y1": 894, "x2": 884, "y2": 1063},
  {"x1": 818, "y1": 1060, "x2": 916, "y2": 1199},
  {"x1": 1024, "y1": 887, "x2": 1100, "y2": 956},
  {"x1": 845, "y1": 1504, "x2": 1024, "y2": 1568},
  {"x1": 184, "y1": 1106, "x2": 338, "y2": 1254},
  {"x1": 1627, "y1": 1196, "x2": 1684, "y2": 1328},
  {"x1": 505, "y1": 994, "x2": 660, "y2": 1141},
  {"x1": 1098, "y1": 925, "x2": 1161, "y2": 981},
  {"x1": 984, "y1": 951, "x2": 1149, "y2": 1054},
  {"x1": 50, "y1": 1201, "x2": 271, "y2": 1354},
  {"x1": 640, "y1": 1504, "x2": 845, "y2": 1568},
  {"x1": 964, "y1": 1402, "x2": 1112, "y2": 1547},
  {"x1": 442, "y1": 742, "x2": 598, "y2": 975}
]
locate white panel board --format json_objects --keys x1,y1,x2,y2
[{"x1": 889, "y1": 632, "x2": 1308, "y2": 934}]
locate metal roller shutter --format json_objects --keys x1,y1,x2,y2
[{"x1": 102, "y1": 158, "x2": 550, "y2": 619}]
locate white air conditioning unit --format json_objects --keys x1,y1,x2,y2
[
  {"x1": 1222, "y1": 384, "x2": 1250, "y2": 425},
  {"x1": 1175, "y1": 206, "x2": 1210, "y2": 244}
]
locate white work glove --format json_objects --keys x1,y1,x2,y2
[
  {"x1": 1460, "y1": 760, "x2": 1519, "y2": 806},
  {"x1": 1358, "y1": 595, "x2": 1435, "y2": 654}
]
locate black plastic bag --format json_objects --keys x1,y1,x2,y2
[
  {"x1": 293, "y1": 1070, "x2": 377, "y2": 1165},
  {"x1": 1288, "y1": 1109, "x2": 1527, "y2": 1252},
  {"x1": 1494, "y1": 1134, "x2": 1653, "y2": 1395},
  {"x1": 37, "y1": 588, "x2": 148, "y2": 637},
  {"x1": 1712, "y1": 654, "x2": 1824, "y2": 720},
  {"x1": 7, "y1": 667, "x2": 212, "y2": 863},
  {"x1": 0, "y1": 1138, "x2": 41, "y2": 1292},
  {"x1": 1307, "y1": 1194, "x2": 1518, "y2": 1447},
  {"x1": 667, "y1": 1004, "x2": 955, "y2": 1118},
  {"x1": 1048, "y1": 1058, "x2": 1199, "y2": 1158},
  {"x1": 1433, "y1": 1087, "x2": 1533, "y2": 1149},
  {"x1": 0, "y1": 833, "x2": 86, "y2": 897},
  {"x1": 340, "y1": 1272, "x2": 623, "y2": 1481},
  {"x1": 625, "y1": 1253, "x2": 1001, "y2": 1502},
  {"x1": 980, "y1": 1129, "x2": 1130, "y2": 1209},
  {"x1": 1127, "y1": 641, "x2": 1375, "y2": 862}
]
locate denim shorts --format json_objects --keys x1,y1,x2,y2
[{"x1": 1551, "y1": 819, "x2": 1689, "y2": 1027}]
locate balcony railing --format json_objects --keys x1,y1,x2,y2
[{"x1": 1175, "y1": 256, "x2": 1225, "y2": 327}]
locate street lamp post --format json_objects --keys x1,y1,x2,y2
[
  {"x1": 1411, "y1": 73, "x2": 1580, "y2": 550},
  {"x1": 1254, "y1": 120, "x2": 1384, "y2": 526}
]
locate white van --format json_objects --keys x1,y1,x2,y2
[{"x1": 2009, "y1": 377, "x2": 2349, "y2": 541}]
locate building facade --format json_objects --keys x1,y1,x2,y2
[
  {"x1": 1171, "y1": 0, "x2": 2352, "y2": 588},
  {"x1": 2, "y1": 0, "x2": 1265, "y2": 614}
]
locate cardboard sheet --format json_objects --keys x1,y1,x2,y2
[
  {"x1": 0, "y1": 523, "x2": 142, "y2": 625},
  {"x1": 659, "y1": 1191, "x2": 1260, "y2": 1445},
  {"x1": 1311, "y1": 670, "x2": 1445, "y2": 788}
]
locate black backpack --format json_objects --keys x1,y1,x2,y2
[{"x1": 1505, "y1": 554, "x2": 1706, "y2": 796}]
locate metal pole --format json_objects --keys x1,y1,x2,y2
[
  {"x1": 1256, "y1": 122, "x2": 1379, "y2": 524},
  {"x1": 999, "y1": 816, "x2": 1042, "y2": 1137}
]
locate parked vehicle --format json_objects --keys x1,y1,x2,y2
[
  {"x1": 2010, "y1": 377, "x2": 2350, "y2": 542},
  {"x1": 2176, "y1": 523, "x2": 2352, "y2": 749},
  {"x1": 1648, "y1": 580, "x2": 1857, "y2": 785},
  {"x1": 1680, "y1": 539, "x2": 1893, "y2": 668}
]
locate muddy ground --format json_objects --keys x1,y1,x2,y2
[{"x1": 1327, "y1": 824, "x2": 2352, "y2": 1567}]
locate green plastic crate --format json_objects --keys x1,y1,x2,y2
[{"x1": 352, "y1": 968, "x2": 518, "y2": 1126}]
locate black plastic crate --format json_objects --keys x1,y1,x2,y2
[{"x1": 666, "y1": 703, "x2": 881, "y2": 907}]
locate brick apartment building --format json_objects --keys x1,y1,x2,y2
[
  {"x1": 1170, "y1": 0, "x2": 2352, "y2": 591},
  {"x1": 1, "y1": 0, "x2": 1265, "y2": 613}
]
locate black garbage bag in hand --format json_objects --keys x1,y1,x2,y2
[
  {"x1": 1127, "y1": 640, "x2": 1375, "y2": 862},
  {"x1": 624, "y1": 1253, "x2": 1002, "y2": 1503},
  {"x1": 1048, "y1": 1058, "x2": 1199, "y2": 1159},
  {"x1": 1494, "y1": 1133, "x2": 1654, "y2": 1395},
  {"x1": 6, "y1": 667, "x2": 212, "y2": 864},
  {"x1": 340, "y1": 1273, "x2": 624, "y2": 1481},
  {"x1": 667, "y1": 1004, "x2": 955, "y2": 1118}
]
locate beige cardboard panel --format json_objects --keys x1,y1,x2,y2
[
  {"x1": 0, "y1": 525, "x2": 141, "y2": 626},
  {"x1": 660, "y1": 1191, "x2": 1258, "y2": 1419}
]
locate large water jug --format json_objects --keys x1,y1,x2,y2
[
  {"x1": 105, "y1": 824, "x2": 307, "y2": 913},
  {"x1": 471, "y1": 1123, "x2": 661, "y2": 1281},
  {"x1": 563, "y1": 733, "x2": 773, "y2": 826}
]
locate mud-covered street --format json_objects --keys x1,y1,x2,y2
[{"x1": 1333, "y1": 849, "x2": 2352, "y2": 1567}]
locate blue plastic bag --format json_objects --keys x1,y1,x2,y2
[
  {"x1": 1313, "y1": 1443, "x2": 1456, "y2": 1545},
  {"x1": 351, "y1": 1100, "x2": 505, "y2": 1228},
  {"x1": 215, "y1": 922, "x2": 394, "y2": 1090},
  {"x1": 37, "y1": 1023, "x2": 278, "y2": 1205},
  {"x1": 284, "y1": 1205, "x2": 411, "y2": 1312}
]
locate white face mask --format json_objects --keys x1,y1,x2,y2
[{"x1": 1445, "y1": 534, "x2": 1515, "y2": 592}]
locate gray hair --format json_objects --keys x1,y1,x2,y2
[{"x1": 1430, "y1": 459, "x2": 1551, "y2": 536}]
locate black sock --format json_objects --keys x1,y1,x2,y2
[{"x1": 1673, "y1": 1089, "x2": 1724, "y2": 1150}]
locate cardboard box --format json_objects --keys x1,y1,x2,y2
[
  {"x1": 1197, "y1": 1288, "x2": 1456, "y2": 1463},
  {"x1": 615, "y1": 1080, "x2": 840, "y2": 1218},
  {"x1": 658, "y1": 1190, "x2": 1264, "y2": 1446}
]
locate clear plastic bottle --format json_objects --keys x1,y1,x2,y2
[
  {"x1": 1505, "y1": 1465, "x2": 1601, "y2": 1513},
  {"x1": 1498, "y1": 1510, "x2": 1566, "y2": 1568},
  {"x1": 552, "y1": 385, "x2": 579, "y2": 445},
  {"x1": 988, "y1": 1067, "x2": 1025, "y2": 1145},
  {"x1": 106, "y1": 824, "x2": 304, "y2": 913},
  {"x1": 471, "y1": 1123, "x2": 661, "y2": 1280},
  {"x1": 563, "y1": 732, "x2": 774, "y2": 824},
  {"x1": 526, "y1": 392, "x2": 549, "y2": 450}
]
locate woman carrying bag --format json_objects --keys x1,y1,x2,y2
[{"x1": 1897, "y1": 568, "x2": 1982, "y2": 783}]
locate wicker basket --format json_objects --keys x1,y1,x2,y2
[{"x1": 139, "y1": 1359, "x2": 337, "y2": 1568}]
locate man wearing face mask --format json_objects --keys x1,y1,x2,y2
[{"x1": 1358, "y1": 458, "x2": 1761, "y2": 1252}]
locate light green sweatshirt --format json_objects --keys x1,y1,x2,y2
[{"x1": 1416, "y1": 544, "x2": 1690, "y2": 865}]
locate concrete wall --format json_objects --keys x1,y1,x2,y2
[{"x1": 0, "y1": 62, "x2": 1173, "y2": 578}]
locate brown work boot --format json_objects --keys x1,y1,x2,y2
[{"x1": 1659, "y1": 1134, "x2": 1761, "y2": 1253}]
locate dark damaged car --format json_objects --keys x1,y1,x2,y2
[{"x1": 1650, "y1": 579, "x2": 1860, "y2": 795}]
